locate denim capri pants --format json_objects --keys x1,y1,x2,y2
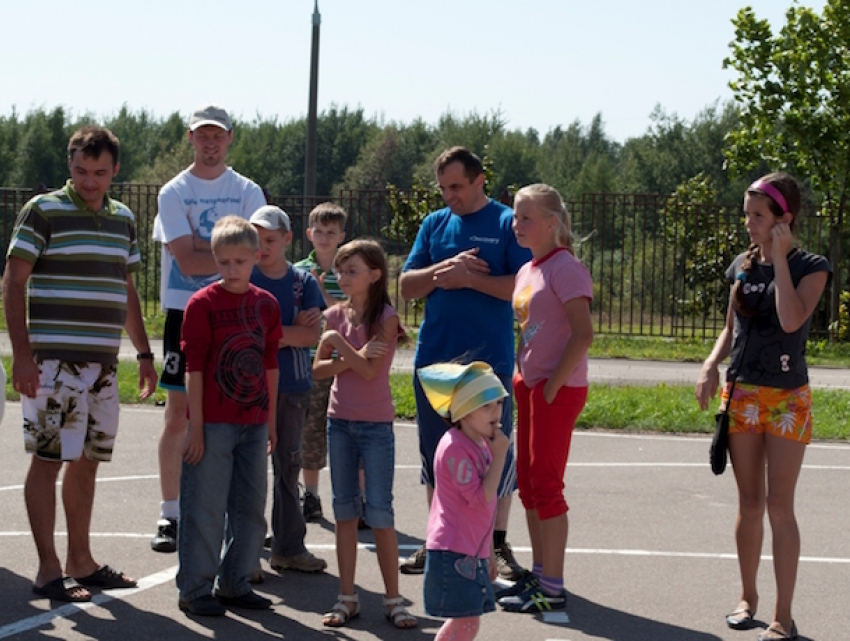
[{"x1": 327, "y1": 417, "x2": 395, "y2": 529}]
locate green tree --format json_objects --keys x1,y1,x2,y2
[
  {"x1": 619, "y1": 103, "x2": 749, "y2": 201},
  {"x1": 106, "y1": 106, "x2": 161, "y2": 181},
  {"x1": 9, "y1": 107, "x2": 70, "y2": 189},
  {"x1": 133, "y1": 141, "x2": 194, "y2": 185},
  {"x1": 315, "y1": 106, "x2": 379, "y2": 195},
  {"x1": 227, "y1": 106, "x2": 377, "y2": 196},
  {"x1": 537, "y1": 114, "x2": 619, "y2": 200},
  {"x1": 723, "y1": 0, "x2": 850, "y2": 320},
  {"x1": 228, "y1": 116, "x2": 305, "y2": 195},
  {"x1": 0, "y1": 108, "x2": 23, "y2": 185},
  {"x1": 335, "y1": 120, "x2": 434, "y2": 193},
  {"x1": 662, "y1": 173, "x2": 741, "y2": 321},
  {"x1": 485, "y1": 129, "x2": 541, "y2": 198}
]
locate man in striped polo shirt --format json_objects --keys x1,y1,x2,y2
[{"x1": 2, "y1": 125, "x2": 158, "y2": 603}]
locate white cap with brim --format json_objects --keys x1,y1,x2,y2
[
  {"x1": 250, "y1": 205, "x2": 292, "y2": 232},
  {"x1": 189, "y1": 104, "x2": 232, "y2": 132}
]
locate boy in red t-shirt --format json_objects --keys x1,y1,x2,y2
[{"x1": 176, "y1": 216, "x2": 282, "y2": 617}]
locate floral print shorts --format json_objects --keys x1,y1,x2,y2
[{"x1": 721, "y1": 382, "x2": 812, "y2": 444}]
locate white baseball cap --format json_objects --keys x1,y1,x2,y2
[
  {"x1": 249, "y1": 205, "x2": 291, "y2": 232},
  {"x1": 189, "y1": 104, "x2": 232, "y2": 132}
]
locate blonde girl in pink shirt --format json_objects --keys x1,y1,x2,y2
[
  {"x1": 313, "y1": 239, "x2": 416, "y2": 630},
  {"x1": 499, "y1": 184, "x2": 593, "y2": 614}
]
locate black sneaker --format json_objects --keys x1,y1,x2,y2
[
  {"x1": 179, "y1": 594, "x2": 225, "y2": 616},
  {"x1": 399, "y1": 544, "x2": 426, "y2": 574},
  {"x1": 495, "y1": 542, "x2": 526, "y2": 581},
  {"x1": 494, "y1": 571, "x2": 537, "y2": 600},
  {"x1": 215, "y1": 590, "x2": 272, "y2": 610},
  {"x1": 151, "y1": 518, "x2": 177, "y2": 553},
  {"x1": 303, "y1": 492, "x2": 323, "y2": 522},
  {"x1": 499, "y1": 584, "x2": 567, "y2": 613}
]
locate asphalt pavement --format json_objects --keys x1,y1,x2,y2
[
  {"x1": 1, "y1": 409, "x2": 849, "y2": 640},
  {"x1": 0, "y1": 334, "x2": 848, "y2": 640}
]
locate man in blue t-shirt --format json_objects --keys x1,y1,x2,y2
[{"x1": 399, "y1": 146, "x2": 531, "y2": 579}]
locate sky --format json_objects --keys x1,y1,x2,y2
[{"x1": 1, "y1": 0, "x2": 822, "y2": 144}]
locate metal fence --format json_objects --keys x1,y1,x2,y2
[{"x1": 1, "y1": 185, "x2": 842, "y2": 339}]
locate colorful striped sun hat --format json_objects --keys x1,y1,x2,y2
[{"x1": 417, "y1": 361, "x2": 508, "y2": 422}]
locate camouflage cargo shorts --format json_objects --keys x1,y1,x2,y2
[
  {"x1": 301, "y1": 377, "x2": 332, "y2": 470},
  {"x1": 22, "y1": 360, "x2": 120, "y2": 462}
]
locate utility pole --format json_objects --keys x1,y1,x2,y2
[{"x1": 304, "y1": 0, "x2": 321, "y2": 198}]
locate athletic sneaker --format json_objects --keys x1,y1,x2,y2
[
  {"x1": 498, "y1": 583, "x2": 567, "y2": 613},
  {"x1": 303, "y1": 492, "x2": 323, "y2": 522},
  {"x1": 151, "y1": 518, "x2": 177, "y2": 553},
  {"x1": 270, "y1": 551, "x2": 327, "y2": 573},
  {"x1": 495, "y1": 542, "x2": 526, "y2": 581},
  {"x1": 399, "y1": 544, "x2": 426, "y2": 574},
  {"x1": 494, "y1": 571, "x2": 537, "y2": 600}
]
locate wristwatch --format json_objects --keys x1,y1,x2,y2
[{"x1": 137, "y1": 352, "x2": 155, "y2": 361}]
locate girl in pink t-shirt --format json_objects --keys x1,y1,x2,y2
[
  {"x1": 418, "y1": 361, "x2": 510, "y2": 641},
  {"x1": 500, "y1": 184, "x2": 593, "y2": 614},
  {"x1": 312, "y1": 239, "x2": 415, "y2": 630}
]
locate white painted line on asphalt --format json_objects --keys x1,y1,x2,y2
[
  {"x1": 569, "y1": 462, "x2": 850, "y2": 470},
  {"x1": 0, "y1": 565, "x2": 177, "y2": 640},
  {"x1": 573, "y1": 430, "x2": 850, "y2": 449},
  {"x1": 0, "y1": 534, "x2": 847, "y2": 566},
  {"x1": 0, "y1": 532, "x2": 154, "y2": 538},
  {"x1": 3, "y1": 457, "x2": 848, "y2": 494},
  {"x1": 394, "y1": 544, "x2": 850, "y2": 565},
  {"x1": 565, "y1": 547, "x2": 850, "y2": 564},
  {"x1": 0, "y1": 474, "x2": 160, "y2": 493},
  {"x1": 542, "y1": 612, "x2": 571, "y2": 624}
]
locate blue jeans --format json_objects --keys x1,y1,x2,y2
[
  {"x1": 177, "y1": 422, "x2": 268, "y2": 601},
  {"x1": 327, "y1": 418, "x2": 395, "y2": 529}
]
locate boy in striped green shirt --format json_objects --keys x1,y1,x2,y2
[{"x1": 294, "y1": 203, "x2": 347, "y2": 521}]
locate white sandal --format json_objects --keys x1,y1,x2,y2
[
  {"x1": 323, "y1": 593, "x2": 360, "y2": 627},
  {"x1": 384, "y1": 595, "x2": 417, "y2": 629}
]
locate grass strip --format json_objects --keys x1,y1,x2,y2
[{"x1": 2, "y1": 360, "x2": 848, "y2": 442}]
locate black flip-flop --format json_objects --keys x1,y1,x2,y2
[
  {"x1": 726, "y1": 607, "x2": 755, "y2": 629},
  {"x1": 75, "y1": 565, "x2": 137, "y2": 589},
  {"x1": 32, "y1": 577, "x2": 91, "y2": 602},
  {"x1": 757, "y1": 622, "x2": 798, "y2": 641}
]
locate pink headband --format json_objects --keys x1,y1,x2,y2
[{"x1": 749, "y1": 180, "x2": 788, "y2": 214}]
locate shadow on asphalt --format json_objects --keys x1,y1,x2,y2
[{"x1": 567, "y1": 592, "x2": 723, "y2": 641}]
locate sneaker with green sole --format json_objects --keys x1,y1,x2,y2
[
  {"x1": 498, "y1": 584, "x2": 567, "y2": 613},
  {"x1": 494, "y1": 571, "x2": 537, "y2": 600}
]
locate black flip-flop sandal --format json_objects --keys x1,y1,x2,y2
[
  {"x1": 32, "y1": 576, "x2": 91, "y2": 602},
  {"x1": 75, "y1": 565, "x2": 137, "y2": 589}
]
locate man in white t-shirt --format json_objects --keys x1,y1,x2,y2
[{"x1": 150, "y1": 104, "x2": 266, "y2": 553}]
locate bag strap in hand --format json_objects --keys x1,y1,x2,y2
[{"x1": 723, "y1": 287, "x2": 766, "y2": 414}]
